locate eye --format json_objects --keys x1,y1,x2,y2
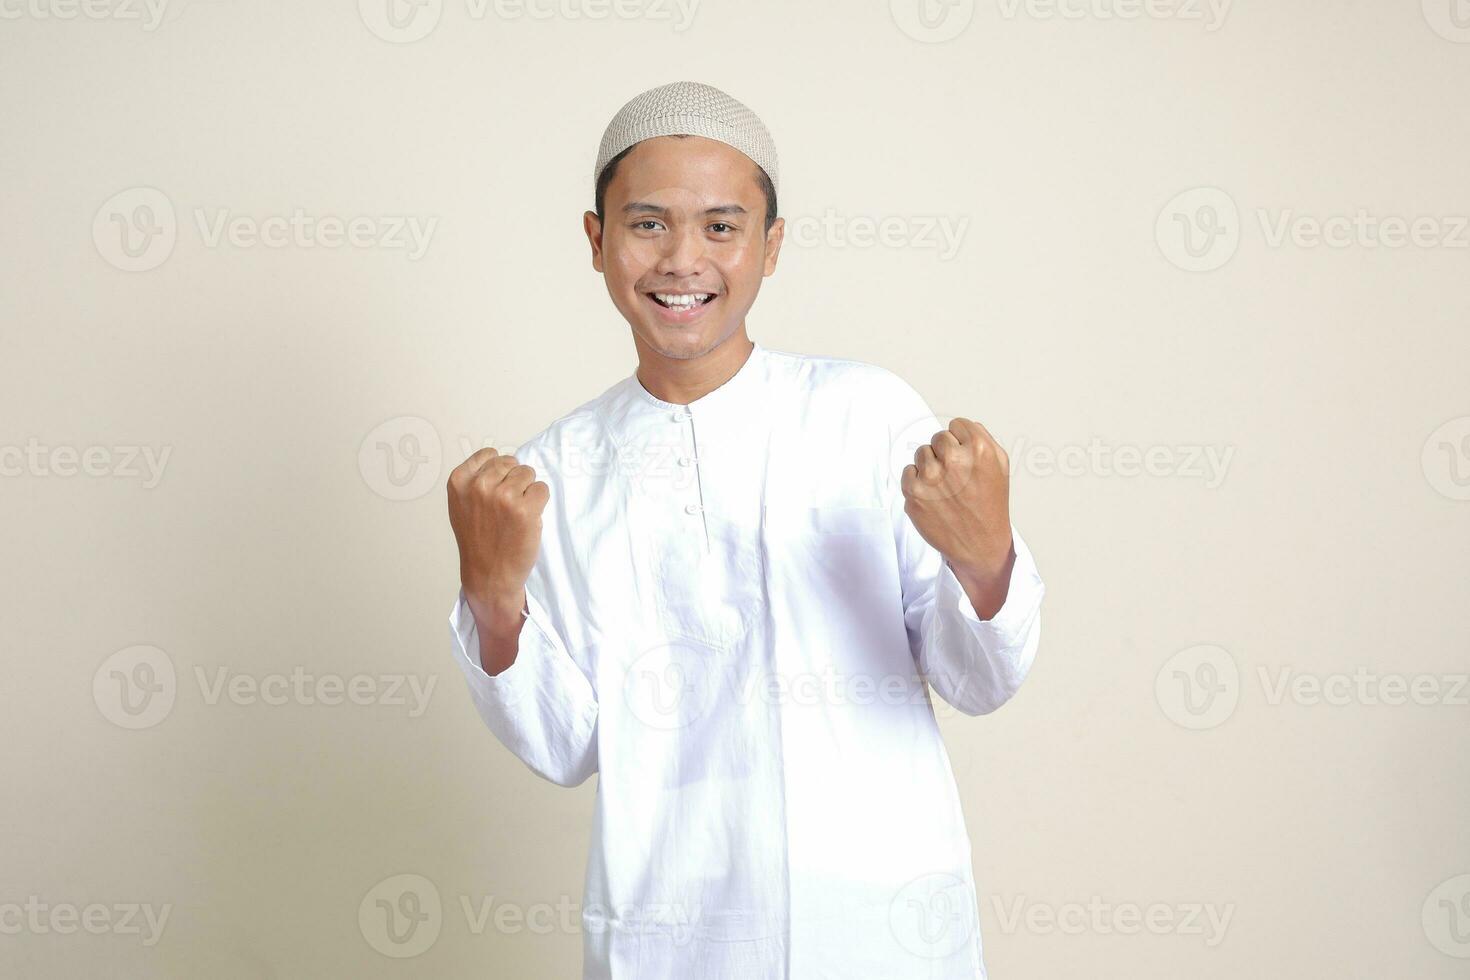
[
  {"x1": 709, "y1": 222, "x2": 735, "y2": 234},
  {"x1": 632, "y1": 220, "x2": 664, "y2": 231}
]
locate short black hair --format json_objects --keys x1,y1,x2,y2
[{"x1": 594, "y1": 136, "x2": 779, "y2": 235}]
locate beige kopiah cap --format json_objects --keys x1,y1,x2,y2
[{"x1": 593, "y1": 80, "x2": 780, "y2": 199}]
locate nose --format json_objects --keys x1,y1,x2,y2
[{"x1": 654, "y1": 222, "x2": 706, "y2": 278}]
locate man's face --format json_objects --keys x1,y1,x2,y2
[{"x1": 585, "y1": 135, "x2": 784, "y2": 360}]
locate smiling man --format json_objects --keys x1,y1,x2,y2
[{"x1": 446, "y1": 80, "x2": 1044, "y2": 980}]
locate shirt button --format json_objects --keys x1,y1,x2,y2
[
  {"x1": 672, "y1": 411, "x2": 689, "y2": 422},
  {"x1": 678, "y1": 456, "x2": 694, "y2": 466},
  {"x1": 684, "y1": 503, "x2": 702, "y2": 515}
]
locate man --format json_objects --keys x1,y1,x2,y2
[{"x1": 446, "y1": 80, "x2": 1044, "y2": 980}]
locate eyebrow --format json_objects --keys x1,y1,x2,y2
[{"x1": 622, "y1": 202, "x2": 749, "y2": 217}]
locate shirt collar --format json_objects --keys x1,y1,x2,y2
[{"x1": 628, "y1": 340, "x2": 767, "y2": 420}]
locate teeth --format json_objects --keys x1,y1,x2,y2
[{"x1": 653, "y1": 292, "x2": 712, "y2": 310}]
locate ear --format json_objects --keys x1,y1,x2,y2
[
  {"x1": 762, "y1": 216, "x2": 785, "y2": 277},
  {"x1": 583, "y1": 210, "x2": 604, "y2": 273}
]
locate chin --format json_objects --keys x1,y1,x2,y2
[{"x1": 638, "y1": 322, "x2": 726, "y2": 360}]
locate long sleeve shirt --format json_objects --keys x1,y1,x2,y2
[{"x1": 448, "y1": 340, "x2": 1044, "y2": 980}]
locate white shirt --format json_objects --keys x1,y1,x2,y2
[{"x1": 448, "y1": 340, "x2": 1044, "y2": 980}]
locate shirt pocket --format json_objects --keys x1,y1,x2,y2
[
  {"x1": 760, "y1": 502, "x2": 913, "y2": 684},
  {"x1": 761, "y1": 504, "x2": 900, "y2": 610},
  {"x1": 639, "y1": 500, "x2": 768, "y2": 655}
]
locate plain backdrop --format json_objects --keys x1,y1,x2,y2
[{"x1": 2, "y1": 0, "x2": 1468, "y2": 976}]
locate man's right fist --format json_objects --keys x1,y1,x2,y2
[{"x1": 447, "y1": 447, "x2": 550, "y2": 607}]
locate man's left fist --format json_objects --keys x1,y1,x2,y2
[{"x1": 901, "y1": 417, "x2": 1015, "y2": 591}]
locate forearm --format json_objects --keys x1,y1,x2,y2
[
  {"x1": 908, "y1": 525, "x2": 1044, "y2": 716},
  {"x1": 947, "y1": 540, "x2": 1017, "y2": 622},
  {"x1": 446, "y1": 583, "x2": 601, "y2": 787},
  {"x1": 467, "y1": 587, "x2": 528, "y2": 676}
]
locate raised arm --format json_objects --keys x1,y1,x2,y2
[
  {"x1": 884, "y1": 377, "x2": 1045, "y2": 716},
  {"x1": 446, "y1": 447, "x2": 598, "y2": 787}
]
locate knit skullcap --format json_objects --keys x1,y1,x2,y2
[{"x1": 593, "y1": 80, "x2": 780, "y2": 200}]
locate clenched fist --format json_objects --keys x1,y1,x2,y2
[
  {"x1": 447, "y1": 447, "x2": 550, "y2": 622},
  {"x1": 901, "y1": 417, "x2": 1016, "y2": 619}
]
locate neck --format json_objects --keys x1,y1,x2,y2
[{"x1": 633, "y1": 327, "x2": 755, "y2": 406}]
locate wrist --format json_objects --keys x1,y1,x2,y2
[
  {"x1": 464, "y1": 583, "x2": 528, "y2": 636},
  {"x1": 946, "y1": 540, "x2": 1016, "y2": 621},
  {"x1": 947, "y1": 533, "x2": 1015, "y2": 586}
]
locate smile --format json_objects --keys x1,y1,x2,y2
[
  {"x1": 642, "y1": 290, "x2": 720, "y2": 325},
  {"x1": 647, "y1": 292, "x2": 717, "y2": 311}
]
